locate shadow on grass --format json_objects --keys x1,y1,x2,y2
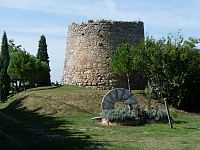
[
  {"x1": 0, "y1": 96, "x2": 107, "y2": 150},
  {"x1": 27, "y1": 85, "x2": 63, "y2": 92},
  {"x1": 173, "y1": 120, "x2": 188, "y2": 124}
]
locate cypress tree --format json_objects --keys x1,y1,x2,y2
[
  {"x1": 36, "y1": 35, "x2": 51, "y2": 86},
  {"x1": 0, "y1": 32, "x2": 10, "y2": 102},
  {"x1": 1, "y1": 32, "x2": 10, "y2": 69},
  {"x1": 0, "y1": 65, "x2": 10, "y2": 102}
]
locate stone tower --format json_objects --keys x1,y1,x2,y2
[{"x1": 62, "y1": 20, "x2": 144, "y2": 89}]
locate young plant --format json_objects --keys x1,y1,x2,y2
[{"x1": 144, "y1": 81, "x2": 153, "y2": 111}]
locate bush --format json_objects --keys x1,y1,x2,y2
[
  {"x1": 101, "y1": 109, "x2": 136, "y2": 121},
  {"x1": 88, "y1": 19, "x2": 94, "y2": 23},
  {"x1": 101, "y1": 108, "x2": 169, "y2": 124},
  {"x1": 144, "y1": 35, "x2": 200, "y2": 112},
  {"x1": 140, "y1": 108, "x2": 169, "y2": 123}
]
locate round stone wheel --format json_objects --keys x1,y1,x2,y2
[{"x1": 101, "y1": 88, "x2": 138, "y2": 111}]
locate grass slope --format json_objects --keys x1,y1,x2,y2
[{"x1": 0, "y1": 85, "x2": 200, "y2": 150}]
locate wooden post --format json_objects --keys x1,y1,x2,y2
[{"x1": 164, "y1": 98, "x2": 173, "y2": 129}]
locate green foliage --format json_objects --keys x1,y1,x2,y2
[
  {"x1": 27, "y1": 56, "x2": 49, "y2": 84},
  {"x1": 8, "y1": 51, "x2": 31, "y2": 81},
  {"x1": 0, "y1": 55, "x2": 10, "y2": 102},
  {"x1": 36, "y1": 35, "x2": 51, "y2": 86},
  {"x1": 37, "y1": 35, "x2": 49, "y2": 63},
  {"x1": 8, "y1": 39, "x2": 22, "y2": 52},
  {"x1": 0, "y1": 31, "x2": 10, "y2": 102},
  {"x1": 141, "y1": 108, "x2": 168, "y2": 123},
  {"x1": 110, "y1": 43, "x2": 144, "y2": 91},
  {"x1": 144, "y1": 34, "x2": 200, "y2": 111},
  {"x1": 110, "y1": 43, "x2": 144, "y2": 74},
  {"x1": 1, "y1": 31, "x2": 9, "y2": 69},
  {"x1": 0, "y1": 68, "x2": 10, "y2": 102},
  {"x1": 101, "y1": 107, "x2": 168, "y2": 124},
  {"x1": 144, "y1": 81, "x2": 153, "y2": 111},
  {"x1": 101, "y1": 109, "x2": 136, "y2": 121},
  {"x1": 8, "y1": 50, "x2": 49, "y2": 91},
  {"x1": 1, "y1": 86, "x2": 200, "y2": 149},
  {"x1": 0, "y1": 55, "x2": 2, "y2": 69}
]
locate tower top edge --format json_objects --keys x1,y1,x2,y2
[{"x1": 69, "y1": 19, "x2": 144, "y2": 27}]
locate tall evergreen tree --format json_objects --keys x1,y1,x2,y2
[
  {"x1": 0, "y1": 65, "x2": 10, "y2": 102},
  {"x1": 0, "y1": 32, "x2": 10, "y2": 102},
  {"x1": 1, "y1": 32, "x2": 10, "y2": 69},
  {"x1": 36, "y1": 35, "x2": 51, "y2": 86}
]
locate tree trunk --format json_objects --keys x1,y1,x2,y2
[
  {"x1": 11, "y1": 82, "x2": 15, "y2": 95},
  {"x1": 15, "y1": 81, "x2": 18, "y2": 93},
  {"x1": 22, "y1": 79, "x2": 26, "y2": 92},
  {"x1": 19, "y1": 80, "x2": 22, "y2": 91},
  {"x1": 126, "y1": 71, "x2": 131, "y2": 92}
]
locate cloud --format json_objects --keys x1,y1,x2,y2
[
  {"x1": 1, "y1": 0, "x2": 200, "y2": 30},
  {"x1": 0, "y1": 0, "x2": 117, "y2": 17},
  {"x1": 1, "y1": 0, "x2": 200, "y2": 82},
  {"x1": 0, "y1": 23, "x2": 66, "y2": 37}
]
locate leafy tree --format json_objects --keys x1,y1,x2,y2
[
  {"x1": 26, "y1": 55, "x2": 49, "y2": 85},
  {"x1": 110, "y1": 43, "x2": 144, "y2": 91},
  {"x1": 8, "y1": 51, "x2": 31, "y2": 91},
  {"x1": 7, "y1": 40, "x2": 28, "y2": 92},
  {"x1": 144, "y1": 35, "x2": 200, "y2": 111},
  {"x1": 8, "y1": 50, "x2": 49, "y2": 92},
  {"x1": 8, "y1": 39, "x2": 22, "y2": 52},
  {"x1": 0, "y1": 32, "x2": 10, "y2": 102},
  {"x1": 37, "y1": 35, "x2": 51, "y2": 86}
]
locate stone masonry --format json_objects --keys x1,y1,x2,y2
[{"x1": 62, "y1": 20, "x2": 144, "y2": 89}]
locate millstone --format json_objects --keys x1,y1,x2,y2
[{"x1": 101, "y1": 88, "x2": 138, "y2": 111}]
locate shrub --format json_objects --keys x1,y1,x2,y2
[
  {"x1": 101, "y1": 109, "x2": 136, "y2": 121},
  {"x1": 144, "y1": 35, "x2": 200, "y2": 112},
  {"x1": 140, "y1": 108, "x2": 169, "y2": 123},
  {"x1": 88, "y1": 19, "x2": 94, "y2": 23},
  {"x1": 101, "y1": 108, "x2": 169, "y2": 124}
]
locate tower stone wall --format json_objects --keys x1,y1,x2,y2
[{"x1": 62, "y1": 20, "x2": 144, "y2": 89}]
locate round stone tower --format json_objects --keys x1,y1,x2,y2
[{"x1": 62, "y1": 20, "x2": 144, "y2": 89}]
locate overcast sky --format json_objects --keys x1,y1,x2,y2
[{"x1": 0, "y1": 0, "x2": 200, "y2": 82}]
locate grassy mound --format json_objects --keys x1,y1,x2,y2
[{"x1": 0, "y1": 85, "x2": 200, "y2": 150}]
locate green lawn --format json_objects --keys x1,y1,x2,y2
[{"x1": 0, "y1": 85, "x2": 200, "y2": 150}]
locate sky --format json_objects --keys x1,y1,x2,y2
[{"x1": 0, "y1": 0, "x2": 200, "y2": 83}]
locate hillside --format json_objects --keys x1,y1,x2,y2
[{"x1": 0, "y1": 85, "x2": 200, "y2": 150}]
